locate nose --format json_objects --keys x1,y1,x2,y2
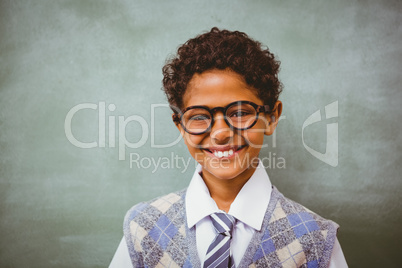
[{"x1": 210, "y1": 112, "x2": 234, "y2": 143}]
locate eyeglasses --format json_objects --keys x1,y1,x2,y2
[{"x1": 172, "y1": 100, "x2": 270, "y2": 135}]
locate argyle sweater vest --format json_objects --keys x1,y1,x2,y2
[{"x1": 124, "y1": 187, "x2": 339, "y2": 268}]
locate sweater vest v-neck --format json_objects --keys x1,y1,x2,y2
[{"x1": 124, "y1": 187, "x2": 338, "y2": 268}]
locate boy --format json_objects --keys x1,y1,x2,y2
[{"x1": 110, "y1": 28, "x2": 347, "y2": 267}]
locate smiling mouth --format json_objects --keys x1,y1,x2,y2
[{"x1": 203, "y1": 145, "x2": 247, "y2": 158}]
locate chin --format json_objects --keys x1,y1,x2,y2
[{"x1": 203, "y1": 162, "x2": 252, "y2": 180}]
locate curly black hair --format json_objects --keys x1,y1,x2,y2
[{"x1": 162, "y1": 27, "x2": 282, "y2": 112}]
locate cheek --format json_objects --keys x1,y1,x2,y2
[
  {"x1": 245, "y1": 133, "x2": 265, "y2": 149},
  {"x1": 183, "y1": 133, "x2": 205, "y2": 150},
  {"x1": 244, "y1": 122, "x2": 266, "y2": 148},
  {"x1": 183, "y1": 134, "x2": 206, "y2": 163}
]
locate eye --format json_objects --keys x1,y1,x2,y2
[
  {"x1": 229, "y1": 110, "x2": 252, "y2": 118},
  {"x1": 189, "y1": 114, "x2": 211, "y2": 121}
]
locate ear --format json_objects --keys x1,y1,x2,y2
[{"x1": 264, "y1": 101, "x2": 283, "y2": 135}]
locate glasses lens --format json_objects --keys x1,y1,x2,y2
[
  {"x1": 226, "y1": 103, "x2": 258, "y2": 129},
  {"x1": 182, "y1": 108, "x2": 211, "y2": 134}
]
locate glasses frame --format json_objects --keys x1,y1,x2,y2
[{"x1": 172, "y1": 100, "x2": 271, "y2": 135}]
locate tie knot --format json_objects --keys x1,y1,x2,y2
[{"x1": 210, "y1": 213, "x2": 235, "y2": 236}]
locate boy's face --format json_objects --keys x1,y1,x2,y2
[{"x1": 176, "y1": 69, "x2": 282, "y2": 184}]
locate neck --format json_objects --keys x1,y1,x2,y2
[{"x1": 201, "y1": 163, "x2": 258, "y2": 212}]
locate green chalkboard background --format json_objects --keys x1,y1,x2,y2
[{"x1": 1, "y1": 0, "x2": 401, "y2": 267}]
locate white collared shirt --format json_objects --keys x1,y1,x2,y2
[
  {"x1": 109, "y1": 161, "x2": 348, "y2": 267},
  {"x1": 185, "y1": 161, "x2": 272, "y2": 266}
]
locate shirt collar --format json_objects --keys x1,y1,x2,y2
[
  {"x1": 185, "y1": 164, "x2": 220, "y2": 228},
  {"x1": 185, "y1": 160, "x2": 272, "y2": 231}
]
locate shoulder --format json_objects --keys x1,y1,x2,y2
[
  {"x1": 251, "y1": 187, "x2": 339, "y2": 268},
  {"x1": 270, "y1": 186, "x2": 339, "y2": 235},
  {"x1": 124, "y1": 188, "x2": 187, "y2": 231},
  {"x1": 123, "y1": 189, "x2": 188, "y2": 266}
]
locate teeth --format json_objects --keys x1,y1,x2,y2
[{"x1": 213, "y1": 149, "x2": 235, "y2": 158}]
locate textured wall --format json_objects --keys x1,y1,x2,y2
[{"x1": 0, "y1": 0, "x2": 401, "y2": 267}]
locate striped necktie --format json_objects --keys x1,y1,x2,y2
[{"x1": 203, "y1": 212, "x2": 236, "y2": 268}]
